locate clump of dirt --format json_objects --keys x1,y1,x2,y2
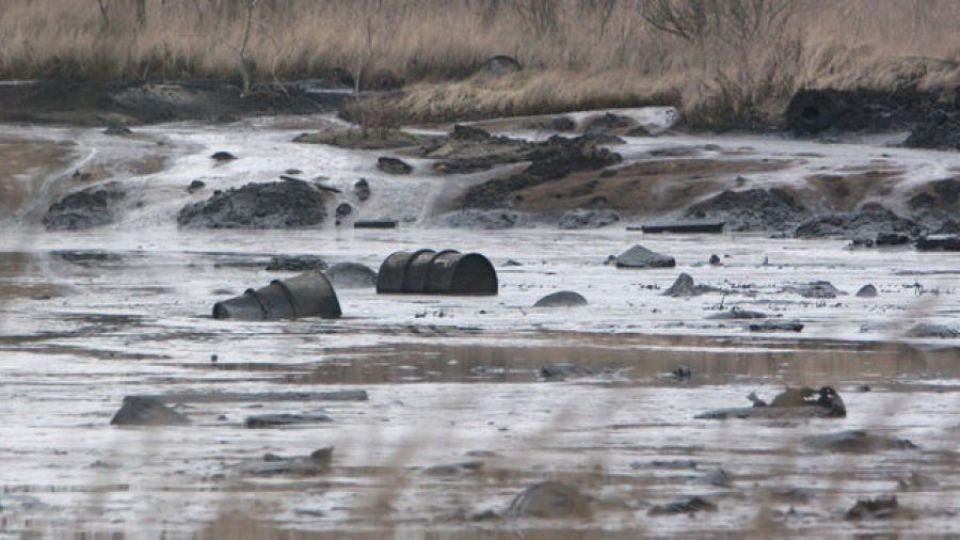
[
  {"x1": 685, "y1": 187, "x2": 808, "y2": 232},
  {"x1": 177, "y1": 178, "x2": 328, "y2": 229}
]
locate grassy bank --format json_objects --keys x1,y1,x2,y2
[{"x1": 3, "y1": 1, "x2": 960, "y2": 127}]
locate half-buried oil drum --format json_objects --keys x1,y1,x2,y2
[
  {"x1": 403, "y1": 249, "x2": 450, "y2": 293},
  {"x1": 376, "y1": 249, "x2": 434, "y2": 293},
  {"x1": 213, "y1": 270, "x2": 342, "y2": 320},
  {"x1": 426, "y1": 251, "x2": 498, "y2": 295}
]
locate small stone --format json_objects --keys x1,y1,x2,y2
[
  {"x1": 354, "y1": 178, "x2": 371, "y2": 201},
  {"x1": 507, "y1": 482, "x2": 591, "y2": 519},
  {"x1": 110, "y1": 396, "x2": 190, "y2": 426},
  {"x1": 377, "y1": 157, "x2": 413, "y2": 175},
  {"x1": 210, "y1": 151, "x2": 237, "y2": 161},
  {"x1": 534, "y1": 291, "x2": 588, "y2": 308},
  {"x1": 615, "y1": 244, "x2": 676, "y2": 269},
  {"x1": 648, "y1": 496, "x2": 717, "y2": 516},
  {"x1": 709, "y1": 254, "x2": 721, "y2": 265},
  {"x1": 856, "y1": 284, "x2": 878, "y2": 298},
  {"x1": 187, "y1": 180, "x2": 206, "y2": 193}
]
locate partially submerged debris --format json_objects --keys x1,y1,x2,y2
[
  {"x1": 707, "y1": 308, "x2": 768, "y2": 320},
  {"x1": 803, "y1": 430, "x2": 918, "y2": 453},
  {"x1": 534, "y1": 291, "x2": 587, "y2": 308},
  {"x1": 376, "y1": 249, "x2": 498, "y2": 295},
  {"x1": 615, "y1": 244, "x2": 676, "y2": 269},
  {"x1": 210, "y1": 151, "x2": 237, "y2": 161},
  {"x1": 245, "y1": 412, "x2": 333, "y2": 428},
  {"x1": 639, "y1": 222, "x2": 725, "y2": 234},
  {"x1": 748, "y1": 320, "x2": 804, "y2": 333},
  {"x1": 507, "y1": 482, "x2": 592, "y2": 519},
  {"x1": 140, "y1": 390, "x2": 368, "y2": 403},
  {"x1": 421, "y1": 461, "x2": 484, "y2": 476},
  {"x1": 240, "y1": 447, "x2": 333, "y2": 476},
  {"x1": 845, "y1": 495, "x2": 912, "y2": 521},
  {"x1": 110, "y1": 396, "x2": 190, "y2": 426},
  {"x1": 696, "y1": 387, "x2": 846, "y2": 419},
  {"x1": 915, "y1": 234, "x2": 960, "y2": 251},
  {"x1": 213, "y1": 270, "x2": 341, "y2": 320},
  {"x1": 648, "y1": 496, "x2": 717, "y2": 516}
]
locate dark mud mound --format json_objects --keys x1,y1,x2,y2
[
  {"x1": 786, "y1": 87, "x2": 949, "y2": 135},
  {"x1": 0, "y1": 80, "x2": 346, "y2": 126},
  {"x1": 534, "y1": 291, "x2": 588, "y2": 308},
  {"x1": 794, "y1": 204, "x2": 921, "y2": 240},
  {"x1": 461, "y1": 135, "x2": 622, "y2": 209},
  {"x1": 804, "y1": 430, "x2": 918, "y2": 453},
  {"x1": 178, "y1": 178, "x2": 327, "y2": 229},
  {"x1": 686, "y1": 188, "x2": 808, "y2": 232},
  {"x1": 43, "y1": 182, "x2": 126, "y2": 231},
  {"x1": 558, "y1": 208, "x2": 619, "y2": 229},
  {"x1": 904, "y1": 111, "x2": 960, "y2": 150}
]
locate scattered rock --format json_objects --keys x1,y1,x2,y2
[
  {"x1": 648, "y1": 496, "x2": 717, "y2": 516},
  {"x1": 615, "y1": 244, "x2": 676, "y2": 269},
  {"x1": 686, "y1": 188, "x2": 808, "y2": 232},
  {"x1": 525, "y1": 116, "x2": 577, "y2": 131},
  {"x1": 265, "y1": 255, "x2": 328, "y2": 272},
  {"x1": 421, "y1": 461, "x2": 484, "y2": 476},
  {"x1": 354, "y1": 178, "x2": 371, "y2": 201},
  {"x1": 663, "y1": 273, "x2": 721, "y2": 297},
  {"x1": 43, "y1": 182, "x2": 126, "y2": 231},
  {"x1": 541, "y1": 362, "x2": 591, "y2": 380},
  {"x1": 503, "y1": 259, "x2": 523, "y2": 267},
  {"x1": 187, "y1": 180, "x2": 206, "y2": 193},
  {"x1": 558, "y1": 208, "x2": 620, "y2": 230},
  {"x1": 783, "y1": 281, "x2": 842, "y2": 299},
  {"x1": 177, "y1": 178, "x2": 327, "y2": 229},
  {"x1": 110, "y1": 396, "x2": 190, "y2": 426},
  {"x1": 245, "y1": 412, "x2": 333, "y2": 428},
  {"x1": 706, "y1": 308, "x2": 768, "y2": 320},
  {"x1": 709, "y1": 254, "x2": 721, "y2": 265},
  {"x1": 325, "y1": 262, "x2": 378, "y2": 288},
  {"x1": 845, "y1": 495, "x2": 912, "y2": 520},
  {"x1": 905, "y1": 323, "x2": 960, "y2": 338},
  {"x1": 696, "y1": 386, "x2": 845, "y2": 419},
  {"x1": 856, "y1": 284, "x2": 878, "y2": 298},
  {"x1": 803, "y1": 430, "x2": 918, "y2": 453},
  {"x1": 507, "y1": 482, "x2": 592, "y2": 519},
  {"x1": 139, "y1": 390, "x2": 368, "y2": 403},
  {"x1": 240, "y1": 447, "x2": 333, "y2": 476},
  {"x1": 211, "y1": 151, "x2": 237, "y2": 161},
  {"x1": 335, "y1": 203, "x2": 353, "y2": 224},
  {"x1": 749, "y1": 320, "x2": 803, "y2": 332},
  {"x1": 377, "y1": 156, "x2": 413, "y2": 175},
  {"x1": 657, "y1": 365, "x2": 692, "y2": 382},
  {"x1": 534, "y1": 291, "x2": 588, "y2": 308}
]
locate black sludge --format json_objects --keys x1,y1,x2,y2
[
  {"x1": 213, "y1": 270, "x2": 341, "y2": 320},
  {"x1": 376, "y1": 249, "x2": 498, "y2": 295}
]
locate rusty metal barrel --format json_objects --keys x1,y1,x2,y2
[
  {"x1": 376, "y1": 249, "x2": 498, "y2": 295},
  {"x1": 213, "y1": 270, "x2": 342, "y2": 320}
]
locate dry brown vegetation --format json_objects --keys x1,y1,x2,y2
[{"x1": 3, "y1": 0, "x2": 960, "y2": 125}]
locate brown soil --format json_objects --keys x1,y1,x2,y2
[
  {"x1": 511, "y1": 158, "x2": 791, "y2": 216},
  {"x1": 0, "y1": 137, "x2": 74, "y2": 217},
  {"x1": 802, "y1": 169, "x2": 903, "y2": 212}
]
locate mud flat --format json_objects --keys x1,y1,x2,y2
[{"x1": 3, "y1": 110, "x2": 960, "y2": 536}]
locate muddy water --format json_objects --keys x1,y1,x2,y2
[{"x1": 2, "y1": 116, "x2": 960, "y2": 537}]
